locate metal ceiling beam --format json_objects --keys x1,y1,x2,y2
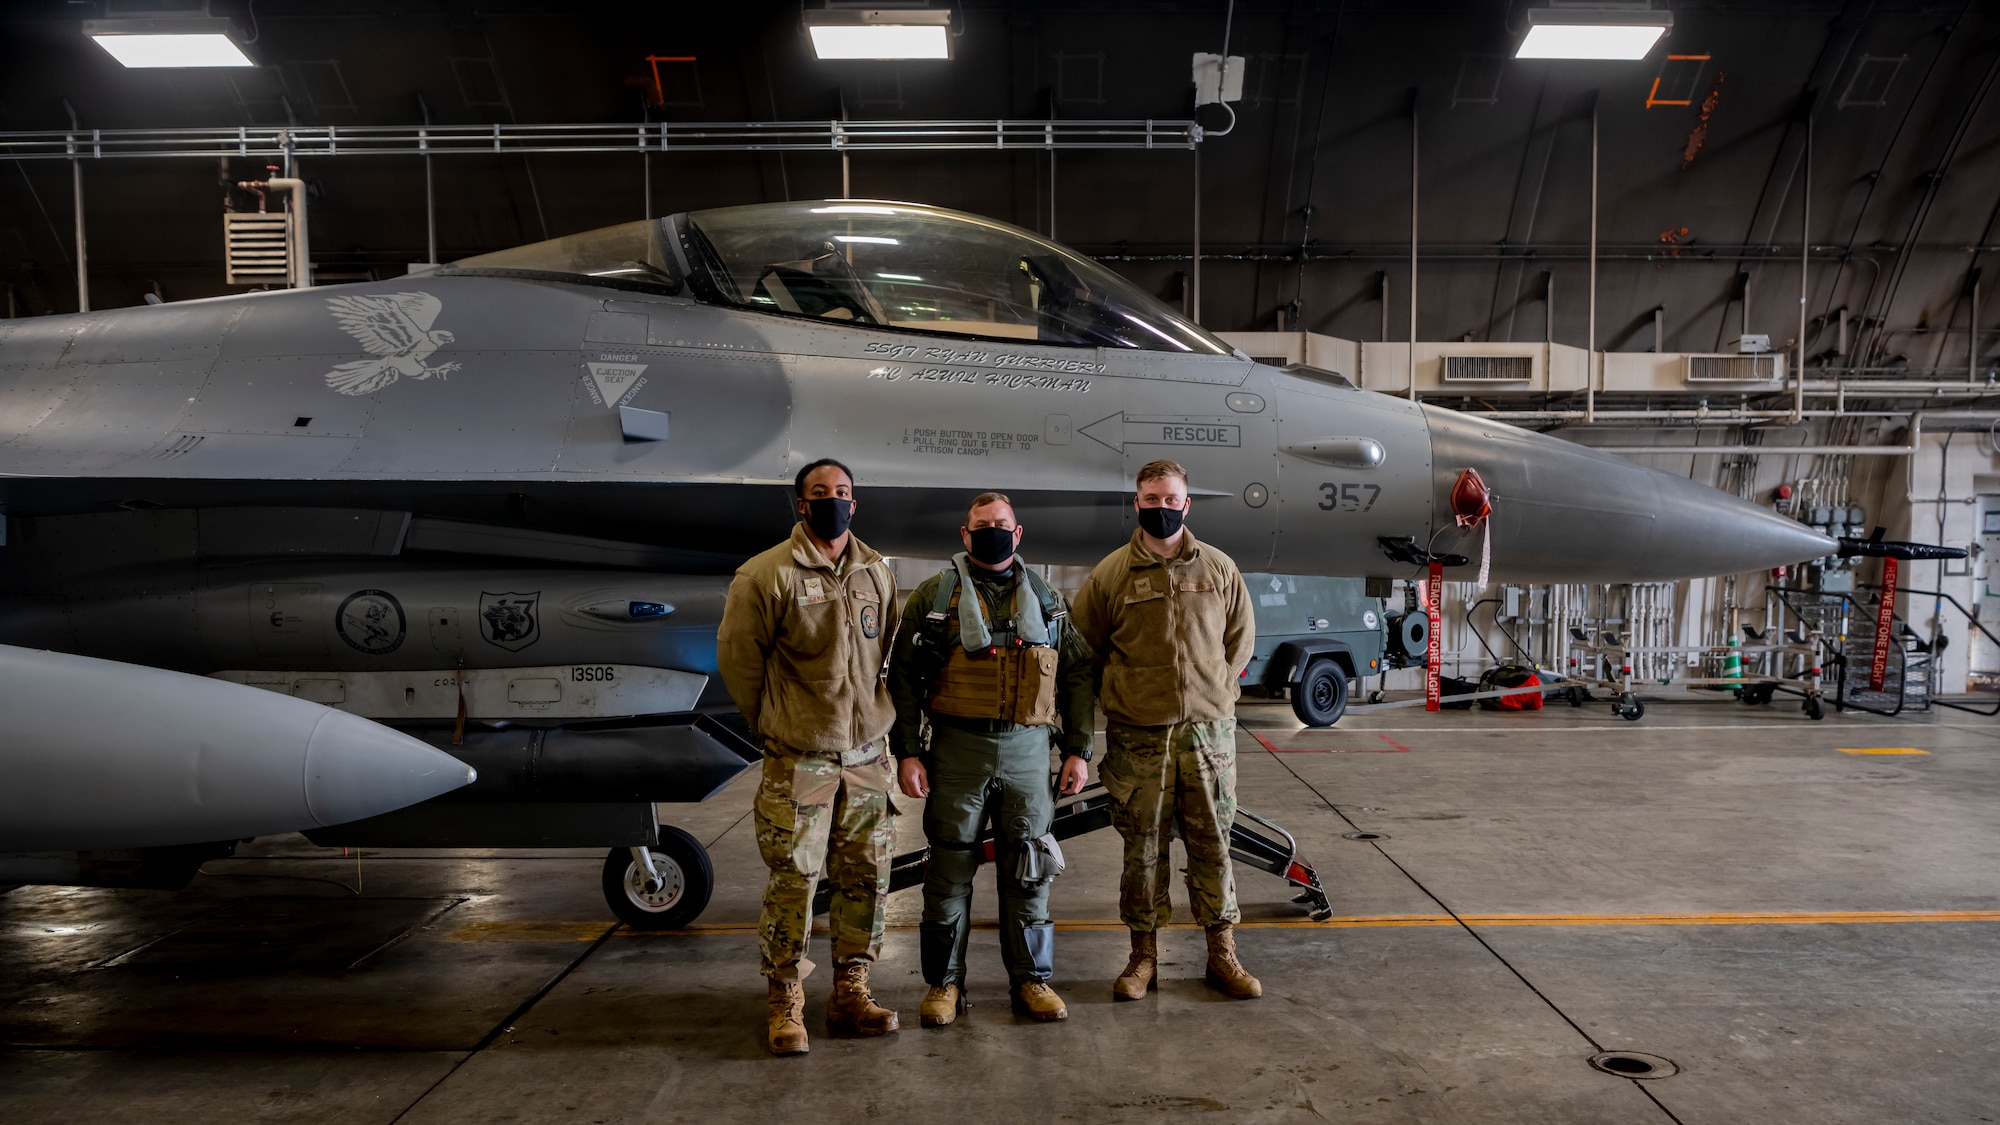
[{"x1": 0, "y1": 119, "x2": 1201, "y2": 161}]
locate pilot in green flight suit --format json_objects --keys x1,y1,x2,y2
[{"x1": 889, "y1": 491, "x2": 1096, "y2": 1025}]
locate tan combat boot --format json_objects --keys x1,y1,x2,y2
[
  {"x1": 920, "y1": 983, "x2": 964, "y2": 1028},
  {"x1": 826, "y1": 963, "x2": 900, "y2": 1035},
  {"x1": 1013, "y1": 981, "x2": 1069, "y2": 1021},
  {"x1": 766, "y1": 979, "x2": 809, "y2": 1056},
  {"x1": 1112, "y1": 929, "x2": 1157, "y2": 1001},
  {"x1": 1203, "y1": 923, "x2": 1263, "y2": 999}
]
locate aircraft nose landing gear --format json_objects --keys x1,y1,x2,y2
[{"x1": 604, "y1": 824, "x2": 713, "y2": 930}]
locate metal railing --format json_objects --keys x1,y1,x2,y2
[{"x1": 0, "y1": 119, "x2": 1202, "y2": 161}]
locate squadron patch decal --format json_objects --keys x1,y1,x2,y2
[
  {"x1": 336, "y1": 589, "x2": 407, "y2": 655},
  {"x1": 860, "y1": 602, "x2": 881, "y2": 638},
  {"x1": 478, "y1": 591, "x2": 541, "y2": 652},
  {"x1": 322, "y1": 292, "x2": 462, "y2": 395}
]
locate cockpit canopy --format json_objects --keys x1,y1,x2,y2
[{"x1": 452, "y1": 200, "x2": 1231, "y2": 355}]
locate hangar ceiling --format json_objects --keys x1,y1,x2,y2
[{"x1": 1, "y1": 1, "x2": 1995, "y2": 377}]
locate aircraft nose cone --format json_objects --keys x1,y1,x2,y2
[
  {"x1": 303, "y1": 711, "x2": 477, "y2": 827},
  {"x1": 1423, "y1": 407, "x2": 1836, "y2": 582}
]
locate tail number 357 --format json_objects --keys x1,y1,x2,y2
[{"x1": 1318, "y1": 482, "x2": 1381, "y2": 512}]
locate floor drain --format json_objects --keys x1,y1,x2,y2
[
  {"x1": 1588, "y1": 1051, "x2": 1679, "y2": 1080},
  {"x1": 1342, "y1": 831, "x2": 1388, "y2": 841}
]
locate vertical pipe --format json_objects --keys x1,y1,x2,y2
[
  {"x1": 643, "y1": 149, "x2": 651, "y2": 221},
  {"x1": 842, "y1": 151, "x2": 851, "y2": 198},
  {"x1": 1544, "y1": 270, "x2": 1554, "y2": 343},
  {"x1": 425, "y1": 151, "x2": 437, "y2": 263},
  {"x1": 1797, "y1": 111, "x2": 1810, "y2": 421},
  {"x1": 1192, "y1": 147, "x2": 1202, "y2": 322},
  {"x1": 64, "y1": 102, "x2": 87, "y2": 313},
  {"x1": 1378, "y1": 271, "x2": 1389, "y2": 342},
  {"x1": 1049, "y1": 149, "x2": 1057, "y2": 241},
  {"x1": 1408, "y1": 100, "x2": 1418, "y2": 401},
  {"x1": 1968, "y1": 274, "x2": 1984, "y2": 384},
  {"x1": 71, "y1": 157, "x2": 86, "y2": 313},
  {"x1": 1586, "y1": 98, "x2": 1597, "y2": 424},
  {"x1": 419, "y1": 96, "x2": 437, "y2": 265},
  {"x1": 1653, "y1": 306, "x2": 1664, "y2": 352}
]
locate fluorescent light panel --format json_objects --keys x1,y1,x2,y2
[
  {"x1": 804, "y1": 7, "x2": 952, "y2": 60},
  {"x1": 84, "y1": 18, "x2": 254, "y2": 68},
  {"x1": 90, "y1": 33, "x2": 254, "y2": 68},
  {"x1": 808, "y1": 24, "x2": 948, "y2": 60},
  {"x1": 1516, "y1": 9, "x2": 1672, "y2": 61}
]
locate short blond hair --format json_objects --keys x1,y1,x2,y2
[{"x1": 1135, "y1": 460, "x2": 1188, "y2": 488}]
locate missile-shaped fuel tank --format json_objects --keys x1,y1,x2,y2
[
  {"x1": 0, "y1": 645, "x2": 477, "y2": 852},
  {"x1": 0, "y1": 566, "x2": 729, "y2": 677}
]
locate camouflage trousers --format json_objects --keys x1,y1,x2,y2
[
  {"x1": 1099, "y1": 719, "x2": 1238, "y2": 931},
  {"x1": 753, "y1": 738, "x2": 896, "y2": 982}
]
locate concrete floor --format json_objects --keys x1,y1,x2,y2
[{"x1": 6, "y1": 694, "x2": 2000, "y2": 1123}]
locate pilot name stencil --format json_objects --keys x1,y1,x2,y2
[
  {"x1": 322, "y1": 293, "x2": 462, "y2": 396},
  {"x1": 583, "y1": 362, "x2": 649, "y2": 408},
  {"x1": 862, "y1": 342, "x2": 1104, "y2": 374},
  {"x1": 867, "y1": 365, "x2": 1092, "y2": 394}
]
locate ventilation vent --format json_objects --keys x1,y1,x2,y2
[
  {"x1": 156, "y1": 434, "x2": 206, "y2": 459},
  {"x1": 224, "y1": 212, "x2": 292, "y2": 286},
  {"x1": 1442, "y1": 355, "x2": 1533, "y2": 382},
  {"x1": 1685, "y1": 354, "x2": 1781, "y2": 383}
]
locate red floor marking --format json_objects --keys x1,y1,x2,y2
[{"x1": 1248, "y1": 729, "x2": 1411, "y2": 754}]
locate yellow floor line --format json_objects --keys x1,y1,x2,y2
[
  {"x1": 448, "y1": 920, "x2": 617, "y2": 942},
  {"x1": 1838, "y1": 747, "x2": 1930, "y2": 755},
  {"x1": 429, "y1": 909, "x2": 2000, "y2": 940}
]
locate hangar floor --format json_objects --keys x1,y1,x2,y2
[{"x1": 5, "y1": 696, "x2": 1998, "y2": 1124}]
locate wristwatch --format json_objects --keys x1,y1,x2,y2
[{"x1": 1062, "y1": 747, "x2": 1094, "y2": 763}]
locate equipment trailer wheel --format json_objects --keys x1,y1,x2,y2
[
  {"x1": 604, "y1": 824, "x2": 713, "y2": 930},
  {"x1": 1804, "y1": 696, "x2": 1825, "y2": 721},
  {"x1": 1615, "y1": 694, "x2": 1645, "y2": 721},
  {"x1": 1290, "y1": 658, "x2": 1351, "y2": 727}
]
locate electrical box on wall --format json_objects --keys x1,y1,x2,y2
[{"x1": 1192, "y1": 53, "x2": 1244, "y2": 105}]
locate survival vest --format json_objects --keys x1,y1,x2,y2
[{"x1": 919, "y1": 554, "x2": 1068, "y2": 728}]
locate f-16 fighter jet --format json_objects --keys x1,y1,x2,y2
[{"x1": 0, "y1": 200, "x2": 1833, "y2": 919}]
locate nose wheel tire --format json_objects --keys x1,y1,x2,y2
[
  {"x1": 1289, "y1": 658, "x2": 1351, "y2": 727},
  {"x1": 603, "y1": 824, "x2": 713, "y2": 930}
]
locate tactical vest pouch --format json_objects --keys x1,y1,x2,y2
[{"x1": 929, "y1": 643, "x2": 1059, "y2": 727}]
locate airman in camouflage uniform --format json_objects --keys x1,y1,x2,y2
[
  {"x1": 1072, "y1": 459, "x2": 1262, "y2": 1001},
  {"x1": 717, "y1": 457, "x2": 902, "y2": 1055}
]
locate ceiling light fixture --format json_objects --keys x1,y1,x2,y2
[
  {"x1": 1515, "y1": 8, "x2": 1672, "y2": 61},
  {"x1": 85, "y1": 17, "x2": 255, "y2": 68},
  {"x1": 805, "y1": 6, "x2": 952, "y2": 61}
]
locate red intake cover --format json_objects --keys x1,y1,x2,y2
[{"x1": 1451, "y1": 468, "x2": 1492, "y2": 528}]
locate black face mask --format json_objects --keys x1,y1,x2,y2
[
  {"x1": 1136, "y1": 504, "x2": 1185, "y2": 540},
  {"x1": 801, "y1": 496, "x2": 854, "y2": 540},
  {"x1": 966, "y1": 526, "x2": 1017, "y2": 567}
]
